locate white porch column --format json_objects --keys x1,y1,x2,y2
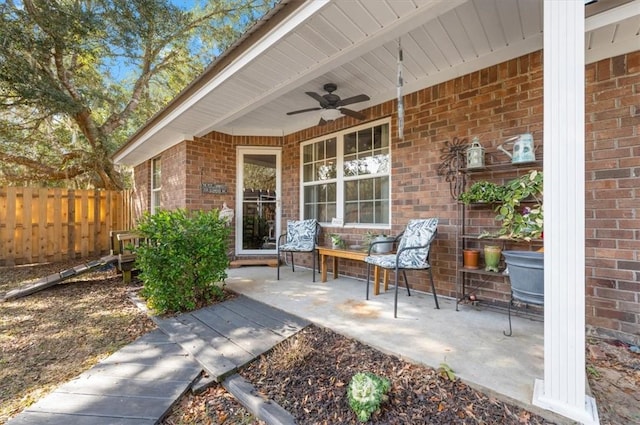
[{"x1": 533, "y1": 1, "x2": 598, "y2": 424}]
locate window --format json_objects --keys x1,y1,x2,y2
[
  {"x1": 151, "y1": 157, "x2": 161, "y2": 213},
  {"x1": 301, "y1": 120, "x2": 390, "y2": 226}
]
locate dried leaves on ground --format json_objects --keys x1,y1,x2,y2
[
  {"x1": 2, "y1": 259, "x2": 639, "y2": 425},
  {"x1": 164, "y1": 325, "x2": 554, "y2": 424},
  {"x1": 239, "y1": 325, "x2": 554, "y2": 424},
  {"x1": 0, "y1": 259, "x2": 156, "y2": 424},
  {"x1": 587, "y1": 338, "x2": 640, "y2": 425},
  {"x1": 165, "y1": 326, "x2": 640, "y2": 425}
]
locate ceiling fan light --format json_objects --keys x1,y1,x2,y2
[{"x1": 320, "y1": 108, "x2": 342, "y2": 121}]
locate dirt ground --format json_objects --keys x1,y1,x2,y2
[
  {"x1": 0, "y1": 259, "x2": 156, "y2": 424},
  {"x1": 1, "y1": 259, "x2": 639, "y2": 424},
  {"x1": 585, "y1": 338, "x2": 640, "y2": 424}
]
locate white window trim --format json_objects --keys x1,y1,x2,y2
[
  {"x1": 151, "y1": 157, "x2": 161, "y2": 214},
  {"x1": 299, "y1": 117, "x2": 392, "y2": 230}
]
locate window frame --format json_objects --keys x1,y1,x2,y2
[
  {"x1": 150, "y1": 157, "x2": 161, "y2": 214},
  {"x1": 299, "y1": 117, "x2": 392, "y2": 230}
]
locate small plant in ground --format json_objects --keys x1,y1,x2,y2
[
  {"x1": 270, "y1": 334, "x2": 313, "y2": 369},
  {"x1": 134, "y1": 208, "x2": 231, "y2": 314},
  {"x1": 438, "y1": 362, "x2": 456, "y2": 381},
  {"x1": 586, "y1": 364, "x2": 600, "y2": 379},
  {"x1": 347, "y1": 371, "x2": 391, "y2": 422}
]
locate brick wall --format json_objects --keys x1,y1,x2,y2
[
  {"x1": 160, "y1": 143, "x2": 187, "y2": 210},
  {"x1": 277, "y1": 52, "x2": 546, "y2": 300},
  {"x1": 585, "y1": 51, "x2": 640, "y2": 342},
  {"x1": 132, "y1": 161, "x2": 150, "y2": 221},
  {"x1": 184, "y1": 131, "x2": 235, "y2": 212},
  {"x1": 134, "y1": 50, "x2": 639, "y2": 343},
  {"x1": 132, "y1": 145, "x2": 188, "y2": 214}
]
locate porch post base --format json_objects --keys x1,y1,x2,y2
[{"x1": 532, "y1": 379, "x2": 599, "y2": 425}]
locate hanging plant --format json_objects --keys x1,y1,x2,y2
[
  {"x1": 458, "y1": 181, "x2": 506, "y2": 204},
  {"x1": 460, "y1": 170, "x2": 543, "y2": 241},
  {"x1": 495, "y1": 170, "x2": 543, "y2": 241}
]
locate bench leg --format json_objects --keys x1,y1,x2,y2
[
  {"x1": 321, "y1": 254, "x2": 328, "y2": 282},
  {"x1": 122, "y1": 270, "x2": 132, "y2": 285}
]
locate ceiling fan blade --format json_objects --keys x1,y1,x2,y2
[
  {"x1": 318, "y1": 117, "x2": 328, "y2": 126},
  {"x1": 336, "y1": 94, "x2": 370, "y2": 107},
  {"x1": 339, "y1": 108, "x2": 365, "y2": 120},
  {"x1": 286, "y1": 107, "x2": 322, "y2": 115},
  {"x1": 305, "y1": 91, "x2": 330, "y2": 108}
]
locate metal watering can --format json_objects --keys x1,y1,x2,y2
[{"x1": 497, "y1": 133, "x2": 536, "y2": 164}]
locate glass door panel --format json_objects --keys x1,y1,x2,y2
[{"x1": 236, "y1": 148, "x2": 281, "y2": 255}]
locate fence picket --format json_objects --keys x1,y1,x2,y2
[
  {"x1": 22, "y1": 188, "x2": 33, "y2": 264},
  {"x1": 80, "y1": 191, "x2": 89, "y2": 257},
  {"x1": 53, "y1": 189, "x2": 62, "y2": 262},
  {"x1": 93, "y1": 190, "x2": 100, "y2": 255},
  {"x1": 0, "y1": 188, "x2": 132, "y2": 266},
  {"x1": 5, "y1": 187, "x2": 17, "y2": 266},
  {"x1": 38, "y1": 188, "x2": 48, "y2": 263}
]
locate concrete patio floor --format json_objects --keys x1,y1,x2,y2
[{"x1": 224, "y1": 265, "x2": 569, "y2": 423}]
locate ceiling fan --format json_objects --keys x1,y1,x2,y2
[{"x1": 286, "y1": 83, "x2": 370, "y2": 125}]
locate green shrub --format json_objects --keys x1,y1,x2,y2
[{"x1": 134, "y1": 208, "x2": 231, "y2": 314}]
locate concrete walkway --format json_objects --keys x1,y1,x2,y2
[{"x1": 225, "y1": 266, "x2": 560, "y2": 422}]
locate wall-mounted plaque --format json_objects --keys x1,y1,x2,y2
[{"x1": 201, "y1": 183, "x2": 227, "y2": 194}]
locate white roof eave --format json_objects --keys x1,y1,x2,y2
[{"x1": 114, "y1": 0, "x2": 640, "y2": 167}]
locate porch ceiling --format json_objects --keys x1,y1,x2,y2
[{"x1": 113, "y1": 0, "x2": 640, "y2": 166}]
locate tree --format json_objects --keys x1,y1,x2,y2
[{"x1": 0, "y1": 0, "x2": 274, "y2": 189}]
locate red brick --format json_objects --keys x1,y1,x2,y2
[{"x1": 133, "y1": 50, "x2": 640, "y2": 342}]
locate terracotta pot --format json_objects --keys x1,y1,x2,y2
[
  {"x1": 463, "y1": 249, "x2": 480, "y2": 269},
  {"x1": 484, "y1": 245, "x2": 502, "y2": 272}
]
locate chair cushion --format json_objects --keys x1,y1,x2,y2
[
  {"x1": 279, "y1": 219, "x2": 317, "y2": 252},
  {"x1": 365, "y1": 253, "x2": 431, "y2": 269},
  {"x1": 365, "y1": 218, "x2": 438, "y2": 269}
]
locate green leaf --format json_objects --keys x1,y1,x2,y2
[{"x1": 135, "y1": 208, "x2": 231, "y2": 314}]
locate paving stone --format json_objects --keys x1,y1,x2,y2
[
  {"x1": 7, "y1": 297, "x2": 309, "y2": 425},
  {"x1": 6, "y1": 411, "x2": 155, "y2": 425}
]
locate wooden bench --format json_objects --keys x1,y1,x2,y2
[
  {"x1": 316, "y1": 246, "x2": 389, "y2": 295},
  {"x1": 110, "y1": 230, "x2": 144, "y2": 284}
]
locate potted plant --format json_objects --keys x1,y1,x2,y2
[
  {"x1": 459, "y1": 170, "x2": 543, "y2": 241},
  {"x1": 363, "y1": 231, "x2": 395, "y2": 254},
  {"x1": 329, "y1": 234, "x2": 345, "y2": 249},
  {"x1": 495, "y1": 170, "x2": 543, "y2": 241},
  {"x1": 459, "y1": 170, "x2": 544, "y2": 322},
  {"x1": 458, "y1": 181, "x2": 506, "y2": 205}
]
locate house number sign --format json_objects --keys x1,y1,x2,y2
[{"x1": 201, "y1": 183, "x2": 227, "y2": 194}]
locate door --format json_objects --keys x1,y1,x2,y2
[{"x1": 236, "y1": 147, "x2": 281, "y2": 255}]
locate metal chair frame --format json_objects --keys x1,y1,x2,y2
[
  {"x1": 365, "y1": 229, "x2": 440, "y2": 318},
  {"x1": 276, "y1": 220, "x2": 320, "y2": 282}
]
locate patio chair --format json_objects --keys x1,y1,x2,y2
[
  {"x1": 277, "y1": 219, "x2": 320, "y2": 282},
  {"x1": 364, "y1": 218, "x2": 439, "y2": 318}
]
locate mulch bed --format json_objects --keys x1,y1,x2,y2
[
  {"x1": 163, "y1": 324, "x2": 556, "y2": 425},
  {"x1": 237, "y1": 325, "x2": 554, "y2": 425},
  {"x1": 164, "y1": 321, "x2": 640, "y2": 425}
]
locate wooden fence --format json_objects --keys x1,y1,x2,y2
[{"x1": 0, "y1": 188, "x2": 133, "y2": 266}]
